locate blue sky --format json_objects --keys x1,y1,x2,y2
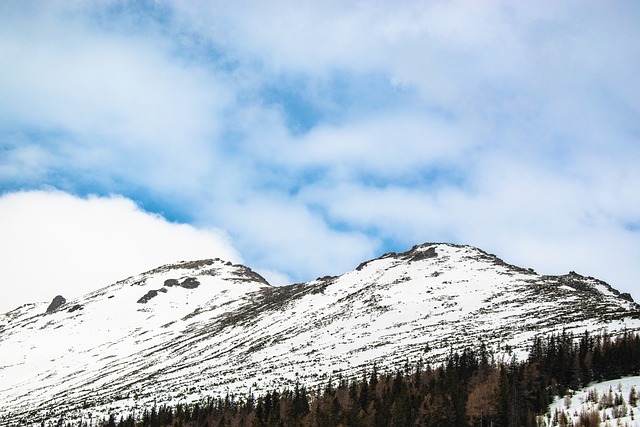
[{"x1": 1, "y1": 1, "x2": 639, "y2": 312}]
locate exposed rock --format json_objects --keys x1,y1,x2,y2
[
  {"x1": 164, "y1": 279, "x2": 179, "y2": 287},
  {"x1": 230, "y1": 266, "x2": 270, "y2": 286},
  {"x1": 142, "y1": 259, "x2": 218, "y2": 276},
  {"x1": 68, "y1": 305, "x2": 83, "y2": 313},
  {"x1": 620, "y1": 293, "x2": 635, "y2": 303},
  {"x1": 355, "y1": 260, "x2": 370, "y2": 271},
  {"x1": 407, "y1": 246, "x2": 437, "y2": 262},
  {"x1": 137, "y1": 290, "x2": 159, "y2": 304},
  {"x1": 176, "y1": 260, "x2": 215, "y2": 270},
  {"x1": 180, "y1": 278, "x2": 200, "y2": 289},
  {"x1": 357, "y1": 244, "x2": 441, "y2": 270},
  {"x1": 46, "y1": 295, "x2": 66, "y2": 313}
]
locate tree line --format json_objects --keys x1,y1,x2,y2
[{"x1": 52, "y1": 330, "x2": 640, "y2": 427}]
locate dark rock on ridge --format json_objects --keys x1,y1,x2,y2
[
  {"x1": 180, "y1": 277, "x2": 200, "y2": 289},
  {"x1": 137, "y1": 290, "x2": 159, "y2": 304},
  {"x1": 46, "y1": 295, "x2": 66, "y2": 313},
  {"x1": 164, "y1": 279, "x2": 179, "y2": 287},
  {"x1": 68, "y1": 304, "x2": 83, "y2": 313}
]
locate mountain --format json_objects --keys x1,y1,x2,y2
[{"x1": 1, "y1": 243, "x2": 639, "y2": 425}]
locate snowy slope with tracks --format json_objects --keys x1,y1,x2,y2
[{"x1": 1, "y1": 243, "x2": 639, "y2": 425}]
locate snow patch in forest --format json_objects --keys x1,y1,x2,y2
[{"x1": 546, "y1": 376, "x2": 640, "y2": 427}]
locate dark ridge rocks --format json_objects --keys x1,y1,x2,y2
[
  {"x1": 164, "y1": 279, "x2": 179, "y2": 287},
  {"x1": 199, "y1": 268, "x2": 220, "y2": 277},
  {"x1": 137, "y1": 290, "x2": 159, "y2": 304},
  {"x1": 230, "y1": 267, "x2": 270, "y2": 286},
  {"x1": 558, "y1": 272, "x2": 595, "y2": 293},
  {"x1": 138, "y1": 278, "x2": 201, "y2": 302},
  {"x1": 620, "y1": 293, "x2": 635, "y2": 303},
  {"x1": 182, "y1": 308, "x2": 202, "y2": 321},
  {"x1": 468, "y1": 247, "x2": 537, "y2": 275},
  {"x1": 68, "y1": 305, "x2": 83, "y2": 313},
  {"x1": 180, "y1": 278, "x2": 200, "y2": 289},
  {"x1": 144, "y1": 259, "x2": 217, "y2": 276},
  {"x1": 404, "y1": 246, "x2": 437, "y2": 262},
  {"x1": 357, "y1": 243, "x2": 443, "y2": 271},
  {"x1": 583, "y1": 274, "x2": 637, "y2": 304},
  {"x1": 563, "y1": 272, "x2": 637, "y2": 305},
  {"x1": 356, "y1": 251, "x2": 398, "y2": 271},
  {"x1": 46, "y1": 295, "x2": 66, "y2": 313},
  {"x1": 355, "y1": 260, "x2": 371, "y2": 271},
  {"x1": 175, "y1": 260, "x2": 216, "y2": 270}
]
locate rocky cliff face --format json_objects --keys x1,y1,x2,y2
[{"x1": 1, "y1": 243, "x2": 639, "y2": 425}]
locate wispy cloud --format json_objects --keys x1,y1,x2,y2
[
  {"x1": 1, "y1": 0, "x2": 639, "y2": 306},
  {"x1": 0, "y1": 2, "x2": 229, "y2": 197}
]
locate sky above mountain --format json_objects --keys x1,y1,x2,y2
[{"x1": 1, "y1": 1, "x2": 639, "y2": 313}]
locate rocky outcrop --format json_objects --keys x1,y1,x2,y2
[
  {"x1": 46, "y1": 295, "x2": 66, "y2": 313},
  {"x1": 179, "y1": 277, "x2": 200, "y2": 289},
  {"x1": 164, "y1": 279, "x2": 179, "y2": 287},
  {"x1": 137, "y1": 290, "x2": 158, "y2": 304}
]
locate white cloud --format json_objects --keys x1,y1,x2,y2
[
  {"x1": 0, "y1": 190, "x2": 240, "y2": 314},
  {"x1": 1, "y1": 1, "x2": 639, "y2": 306},
  {"x1": 295, "y1": 148, "x2": 640, "y2": 298},
  {"x1": 204, "y1": 194, "x2": 378, "y2": 282}
]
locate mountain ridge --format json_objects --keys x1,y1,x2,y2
[{"x1": 1, "y1": 242, "x2": 639, "y2": 425}]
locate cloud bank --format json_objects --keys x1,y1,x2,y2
[
  {"x1": 1, "y1": 1, "x2": 639, "y2": 306},
  {"x1": 0, "y1": 191, "x2": 239, "y2": 313}
]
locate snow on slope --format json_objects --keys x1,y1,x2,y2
[
  {"x1": 546, "y1": 376, "x2": 640, "y2": 426},
  {"x1": 0, "y1": 259, "x2": 270, "y2": 424},
  {"x1": 1, "y1": 243, "x2": 639, "y2": 425}
]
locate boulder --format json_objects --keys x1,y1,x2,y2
[
  {"x1": 46, "y1": 295, "x2": 66, "y2": 313},
  {"x1": 180, "y1": 277, "x2": 200, "y2": 289},
  {"x1": 164, "y1": 279, "x2": 179, "y2": 287},
  {"x1": 137, "y1": 290, "x2": 159, "y2": 304}
]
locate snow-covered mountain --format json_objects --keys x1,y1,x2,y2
[{"x1": 1, "y1": 243, "x2": 639, "y2": 425}]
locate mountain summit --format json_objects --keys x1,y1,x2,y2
[{"x1": 1, "y1": 243, "x2": 639, "y2": 425}]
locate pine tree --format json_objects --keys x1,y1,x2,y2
[
  {"x1": 630, "y1": 386, "x2": 638, "y2": 407},
  {"x1": 466, "y1": 368, "x2": 499, "y2": 426}
]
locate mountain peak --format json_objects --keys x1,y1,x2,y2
[
  {"x1": 133, "y1": 257, "x2": 271, "y2": 287},
  {"x1": 356, "y1": 242, "x2": 532, "y2": 277},
  {"x1": 1, "y1": 243, "x2": 639, "y2": 425}
]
